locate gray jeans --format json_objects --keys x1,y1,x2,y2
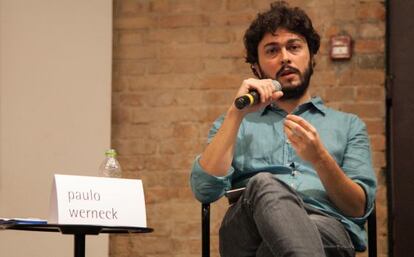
[{"x1": 219, "y1": 173, "x2": 355, "y2": 257}]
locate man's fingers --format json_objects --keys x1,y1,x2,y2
[
  {"x1": 284, "y1": 119, "x2": 307, "y2": 139},
  {"x1": 286, "y1": 114, "x2": 317, "y2": 134}
]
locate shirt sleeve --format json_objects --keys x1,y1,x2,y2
[
  {"x1": 342, "y1": 114, "x2": 377, "y2": 223},
  {"x1": 189, "y1": 115, "x2": 234, "y2": 203}
]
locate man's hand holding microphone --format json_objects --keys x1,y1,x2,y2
[{"x1": 232, "y1": 78, "x2": 284, "y2": 114}]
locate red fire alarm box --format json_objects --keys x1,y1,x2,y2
[{"x1": 330, "y1": 35, "x2": 352, "y2": 60}]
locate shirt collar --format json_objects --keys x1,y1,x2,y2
[{"x1": 261, "y1": 96, "x2": 327, "y2": 116}]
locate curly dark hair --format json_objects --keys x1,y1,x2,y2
[{"x1": 244, "y1": 1, "x2": 320, "y2": 65}]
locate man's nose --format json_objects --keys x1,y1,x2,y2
[{"x1": 280, "y1": 47, "x2": 291, "y2": 65}]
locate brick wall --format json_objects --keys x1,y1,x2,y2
[{"x1": 111, "y1": 0, "x2": 387, "y2": 257}]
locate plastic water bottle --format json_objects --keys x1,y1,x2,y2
[{"x1": 99, "y1": 149, "x2": 122, "y2": 177}]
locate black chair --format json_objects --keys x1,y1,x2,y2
[{"x1": 201, "y1": 203, "x2": 377, "y2": 257}]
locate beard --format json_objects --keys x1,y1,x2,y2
[{"x1": 257, "y1": 60, "x2": 313, "y2": 100}]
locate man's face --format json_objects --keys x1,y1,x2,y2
[{"x1": 256, "y1": 28, "x2": 313, "y2": 99}]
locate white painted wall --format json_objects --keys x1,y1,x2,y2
[{"x1": 0, "y1": 0, "x2": 112, "y2": 256}]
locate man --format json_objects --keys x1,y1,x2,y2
[{"x1": 190, "y1": 2, "x2": 376, "y2": 257}]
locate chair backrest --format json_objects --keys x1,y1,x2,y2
[{"x1": 201, "y1": 203, "x2": 377, "y2": 257}]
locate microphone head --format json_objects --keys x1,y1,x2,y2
[{"x1": 272, "y1": 80, "x2": 282, "y2": 92}]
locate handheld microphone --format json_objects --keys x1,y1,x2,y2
[{"x1": 234, "y1": 80, "x2": 282, "y2": 110}]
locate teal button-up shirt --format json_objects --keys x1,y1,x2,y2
[{"x1": 190, "y1": 97, "x2": 377, "y2": 251}]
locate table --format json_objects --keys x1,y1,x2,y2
[{"x1": 2, "y1": 223, "x2": 153, "y2": 257}]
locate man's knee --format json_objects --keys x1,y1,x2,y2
[
  {"x1": 247, "y1": 172, "x2": 275, "y2": 188},
  {"x1": 245, "y1": 172, "x2": 300, "y2": 204},
  {"x1": 247, "y1": 172, "x2": 288, "y2": 192}
]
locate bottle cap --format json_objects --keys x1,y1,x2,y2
[{"x1": 105, "y1": 149, "x2": 117, "y2": 157}]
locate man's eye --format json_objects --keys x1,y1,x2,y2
[
  {"x1": 265, "y1": 47, "x2": 279, "y2": 55},
  {"x1": 288, "y1": 44, "x2": 302, "y2": 52}
]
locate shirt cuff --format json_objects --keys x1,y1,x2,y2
[
  {"x1": 190, "y1": 155, "x2": 234, "y2": 203},
  {"x1": 348, "y1": 180, "x2": 376, "y2": 224}
]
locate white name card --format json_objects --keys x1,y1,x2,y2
[{"x1": 49, "y1": 174, "x2": 147, "y2": 227}]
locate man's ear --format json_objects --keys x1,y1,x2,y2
[
  {"x1": 311, "y1": 56, "x2": 316, "y2": 68},
  {"x1": 251, "y1": 63, "x2": 262, "y2": 79}
]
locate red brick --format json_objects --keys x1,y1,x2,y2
[
  {"x1": 309, "y1": 86, "x2": 326, "y2": 99},
  {"x1": 354, "y1": 39, "x2": 385, "y2": 54},
  {"x1": 114, "y1": 16, "x2": 157, "y2": 29},
  {"x1": 356, "y1": 86, "x2": 385, "y2": 101},
  {"x1": 117, "y1": 0, "x2": 149, "y2": 16},
  {"x1": 306, "y1": 7, "x2": 335, "y2": 30},
  {"x1": 113, "y1": 138, "x2": 157, "y2": 155},
  {"x1": 149, "y1": 123, "x2": 175, "y2": 140},
  {"x1": 365, "y1": 119, "x2": 385, "y2": 134},
  {"x1": 357, "y1": 2, "x2": 386, "y2": 21},
  {"x1": 113, "y1": 45, "x2": 156, "y2": 59},
  {"x1": 338, "y1": 69, "x2": 385, "y2": 86},
  {"x1": 357, "y1": 54, "x2": 385, "y2": 69},
  {"x1": 112, "y1": 107, "x2": 131, "y2": 124},
  {"x1": 158, "y1": 43, "x2": 206, "y2": 59},
  {"x1": 159, "y1": 14, "x2": 208, "y2": 28},
  {"x1": 172, "y1": 238, "x2": 201, "y2": 254},
  {"x1": 198, "y1": 74, "x2": 243, "y2": 90},
  {"x1": 172, "y1": 221, "x2": 202, "y2": 238},
  {"x1": 147, "y1": 60, "x2": 173, "y2": 75},
  {"x1": 200, "y1": 0, "x2": 223, "y2": 12},
  {"x1": 159, "y1": 138, "x2": 204, "y2": 155},
  {"x1": 204, "y1": 43, "x2": 245, "y2": 58},
  {"x1": 325, "y1": 86, "x2": 355, "y2": 102},
  {"x1": 115, "y1": 124, "x2": 152, "y2": 139},
  {"x1": 117, "y1": 30, "x2": 145, "y2": 45},
  {"x1": 119, "y1": 93, "x2": 144, "y2": 107},
  {"x1": 203, "y1": 59, "x2": 240, "y2": 74},
  {"x1": 372, "y1": 150, "x2": 386, "y2": 168},
  {"x1": 205, "y1": 89, "x2": 237, "y2": 105},
  {"x1": 172, "y1": 59, "x2": 205, "y2": 74},
  {"x1": 136, "y1": 89, "x2": 204, "y2": 107},
  {"x1": 206, "y1": 28, "x2": 234, "y2": 43},
  {"x1": 313, "y1": 55, "x2": 331, "y2": 71},
  {"x1": 370, "y1": 135, "x2": 386, "y2": 151},
  {"x1": 311, "y1": 71, "x2": 337, "y2": 87},
  {"x1": 172, "y1": 122, "x2": 200, "y2": 138},
  {"x1": 339, "y1": 102, "x2": 385, "y2": 119},
  {"x1": 169, "y1": 0, "x2": 199, "y2": 13},
  {"x1": 226, "y1": 0, "x2": 251, "y2": 11},
  {"x1": 148, "y1": 28, "x2": 203, "y2": 44},
  {"x1": 210, "y1": 13, "x2": 255, "y2": 26},
  {"x1": 116, "y1": 155, "x2": 147, "y2": 171},
  {"x1": 145, "y1": 187, "x2": 191, "y2": 204},
  {"x1": 109, "y1": 235, "x2": 130, "y2": 255},
  {"x1": 334, "y1": 6, "x2": 356, "y2": 21},
  {"x1": 359, "y1": 23, "x2": 385, "y2": 39},
  {"x1": 128, "y1": 74, "x2": 195, "y2": 91},
  {"x1": 143, "y1": 154, "x2": 196, "y2": 171},
  {"x1": 149, "y1": 0, "x2": 169, "y2": 13},
  {"x1": 112, "y1": 75, "x2": 128, "y2": 92},
  {"x1": 129, "y1": 235, "x2": 174, "y2": 254},
  {"x1": 252, "y1": 0, "x2": 277, "y2": 10},
  {"x1": 131, "y1": 107, "x2": 202, "y2": 123},
  {"x1": 197, "y1": 106, "x2": 229, "y2": 122},
  {"x1": 113, "y1": 60, "x2": 147, "y2": 75}
]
